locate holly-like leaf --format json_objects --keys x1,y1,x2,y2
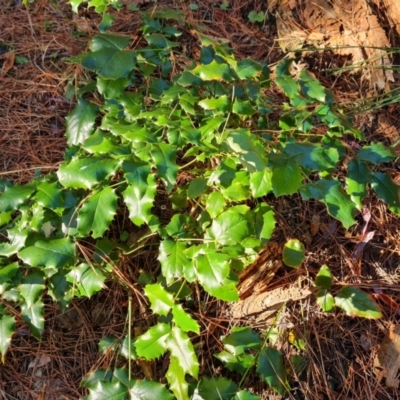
[
  {"x1": 19, "y1": 272, "x2": 45, "y2": 308},
  {"x1": 358, "y1": 142, "x2": 395, "y2": 165},
  {"x1": 0, "y1": 313, "x2": 15, "y2": 362},
  {"x1": 144, "y1": 283, "x2": 174, "y2": 317},
  {"x1": 165, "y1": 326, "x2": 199, "y2": 378},
  {"x1": 371, "y1": 172, "x2": 400, "y2": 216},
  {"x1": 0, "y1": 184, "x2": 35, "y2": 212},
  {"x1": 198, "y1": 96, "x2": 230, "y2": 112},
  {"x1": 172, "y1": 304, "x2": 200, "y2": 334},
  {"x1": 316, "y1": 289, "x2": 335, "y2": 312},
  {"x1": 205, "y1": 191, "x2": 226, "y2": 218},
  {"x1": 234, "y1": 59, "x2": 263, "y2": 80},
  {"x1": 299, "y1": 70, "x2": 326, "y2": 102},
  {"x1": 315, "y1": 264, "x2": 333, "y2": 289},
  {"x1": 81, "y1": 48, "x2": 136, "y2": 79},
  {"x1": 151, "y1": 143, "x2": 178, "y2": 193},
  {"x1": 300, "y1": 179, "x2": 356, "y2": 229},
  {"x1": 34, "y1": 182, "x2": 64, "y2": 209},
  {"x1": 97, "y1": 77, "x2": 128, "y2": 100},
  {"x1": 77, "y1": 187, "x2": 118, "y2": 238},
  {"x1": 222, "y1": 327, "x2": 261, "y2": 356},
  {"x1": 254, "y1": 204, "x2": 276, "y2": 241},
  {"x1": 67, "y1": 263, "x2": 106, "y2": 298},
  {"x1": 65, "y1": 98, "x2": 98, "y2": 146},
  {"x1": 0, "y1": 262, "x2": 19, "y2": 284},
  {"x1": 346, "y1": 160, "x2": 371, "y2": 210},
  {"x1": 192, "y1": 60, "x2": 234, "y2": 81},
  {"x1": 135, "y1": 323, "x2": 171, "y2": 360},
  {"x1": 58, "y1": 157, "x2": 119, "y2": 189},
  {"x1": 196, "y1": 377, "x2": 238, "y2": 400},
  {"x1": 195, "y1": 251, "x2": 238, "y2": 301},
  {"x1": 223, "y1": 129, "x2": 268, "y2": 172},
  {"x1": 214, "y1": 351, "x2": 255, "y2": 374},
  {"x1": 250, "y1": 169, "x2": 272, "y2": 198},
  {"x1": 86, "y1": 381, "x2": 127, "y2": 400},
  {"x1": 269, "y1": 154, "x2": 302, "y2": 196},
  {"x1": 89, "y1": 33, "x2": 131, "y2": 52},
  {"x1": 158, "y1": 240, "x2": 190, "y2": 283},
  {"x1": 335, "y1": 286, "x2": 382, "y2": 319},
  {"x1": 21, "y1": 300, "x2": 44, "y2": 339},
  {"x1": 233, "y1": 390, "x2": 261, "y2": 400},
  {"x1": 275, "y1": 59, "x2": 299, "y2": 98},
  {"x1": 282, "y1": 239, "x2": 305, "y2": 268},
  {"x1": 166, "y1": 356, "x2": 189, "y2": 400},
  {"x1": 256, "y1": 347, "x2": 289, "y2": 395},
  {"x1": 205, "y1": 209, "x2": 250, "y2": 246},
  {"x1": 19, "y1": 238, "x2": 75, "y2": 269},
  {"x1": 130, "y1": 379, "x2": 174, "y2": 400}
]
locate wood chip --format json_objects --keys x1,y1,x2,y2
[{"x1": 374, "y1": 324, "x2": 400, "y2": 388}]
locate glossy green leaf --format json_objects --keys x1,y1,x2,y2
[
  {"x1": 19, "y1": 272, "x2": 45, "y2": 308},
  {"x1": 21, "y1": 300, "x2": 44, "y2": 339},
  {"x1": 315, "y1": 265, "x2": 333, "y2": 289},
  {"x1": 282, "y1": 239, "x2": 305, "y2": 268},
  {"x1": 0, "y1": 184, "x2": 35, "y2": 212},
  {"x1": 0, "y1": 262, "x2": 19, "y2": 284},
  {"x1": 78, "y1": 187, "x2": 118, "y2": 238},
  {"x1": 144, "y1": 283, "x2": 174, "y2": 317},
  {"x1": 316, "y1": 289, "x2": 335, "y2": 312},
  {"x1": 195, "y1": 251, "x2": 238, "y2": 301},
  {"x1": 371, "y1": 172, "x2": 400, "y2": 216},
  {"x1": 166, "y1": 326, "x2": 199, "y2": 377},
  {"x1": 222, "y1": 327, "x2": 261, "y2": 356},
  {"x1": 235, "y1": 59, "x2": 263, "y2": 79},
  {"x1": 89, "y1": 33, "x2": 131, "y2": 52},
  {"x1": 86, "y1": 381, "x2": 127, "y2": 400},
  {"x1": 198, "y1": 95, "x2": 230, "y2": 112},
  {"x1": 97, "y1": 77, "x2": 128, "y2": 99},
  {"x1": 215, "y1": 351, "x2": 255, "y2": 374},
  {"x1": 19, "y1": 238, "x2": 75, "y2": 269},
  {"x1": 34, "y1": 182, "x2": 64, "y2": 209},
  {"x1": 300, "y1": 179, "x2": 356, "y2": 229},
  {"x1": 275, "y1": 59, "x2": 299, "y2": 98},
  {"x1": 130, "y1": 379, "x2": 174, "y2": 400},
  {"x1": 299, "y1": 70, "x2": 326, "y2": 102},
  {"x1": 67, "y1": 263, "x2": 106, "y2": 298},
  {"x1": 0, "y1": 313, "x2": 15, "y2": 362},
  {"x1": 335, "y1": 286, "x2": 382, "y2": 319},
  {"x1": 205, "y1": 191, "x2": 226, "y2": 218},
  {"x1": 256, "y1": 347, "x2": 289, "y2": 395},
  {"x1": 269, "y1": 154, "x2": 302, "y2": 196},
  {"x1": 65, "y1": 98, "x2": 98, "y2": 146},
  {"x1": 166, "y1": 356, "x2": 189, "y2": 400},
  {"x1": 250, "y1": 169, "x2": 272, "y2": 198},
  {"x1": 223, "y1": 129, "x2": 267, "y2": 172},
  {"x1": 232, "y1": 99, "x2": 256, "y2": 116},
  {"x1": 192, "y1": 60, "x2": 234, "y2": 81},
  {"x1": 358, "y1": 142, "x2": 395, "y2": 164},
  {"x1": 196, "y1": 377, "x2": 237, "y2": 400},
  {"x1": 205, "y1": 209, "x2": 250, "y2": 246},
  {"x1": 172, "y1": 304, "x2": 200, "y2": 334},
  {"x1": 82, "y1": 48, "x2": 136, "y2": 79},
  {"x1": 58, "y1": 157, "x2": 119, "y2": 189},
  {"x1": 151, "y1": 143, "x2": 178, "y2": 193},
  {"x1": 346, "y1": 160, "x2": 371, "y2": 210},
  {"x1": 254, "y1": 204, "x2": 276, "y2": 241},
  {"x1": 135, "y1": 323, "x2": 171, "y2": 360},
  {"x1": 158, "y1": 240, "x2": 190, "y2": 283},
  {"x1": 233, "y1": 390, "x2": 261, "y2": 400},
  {"x1": 188, "y1": 178, "x2": 208, "y2": 199}
]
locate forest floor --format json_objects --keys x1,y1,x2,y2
[{"x1": 1, "y1": 0, "x2": 400, "y2": 399}]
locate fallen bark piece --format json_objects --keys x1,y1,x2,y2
[
  {"x1": 230, "y1": 285, "x2": 312, "y2": 320},
  {"x1": 374, "y1": 324, "x2": 400, "y2": 388}
]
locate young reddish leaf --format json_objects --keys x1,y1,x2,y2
[{"x1": 335, "y1": 286, "x2": 382, "y2": 319}]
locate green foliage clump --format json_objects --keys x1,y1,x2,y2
[{"x1": 0, "y1": 9, "x2": 398, "y2": 398}]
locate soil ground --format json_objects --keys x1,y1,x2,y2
[{"x1": 1, "y1": 0, "x2": 400, "y2": 399}]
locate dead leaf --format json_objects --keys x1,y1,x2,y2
[
  {"x1": 28, "y1": 355, "x2": 51, "y2": 369},
  {"x1": 374, "y1": 324, "x2": 400, "y2": 388},
  {"x1": 373, "y1": 289, "x2": 400, "y2": 316},
  {"x1": 1, "y1": 51, "x2": 15, "y2": 77},
  {"x1": 310, "y1": 215, "x2": 320, "y2": 236}
]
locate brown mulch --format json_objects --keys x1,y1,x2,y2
[{"x1": 1, "y1": 0, "x2": 400, "y2": 399}]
